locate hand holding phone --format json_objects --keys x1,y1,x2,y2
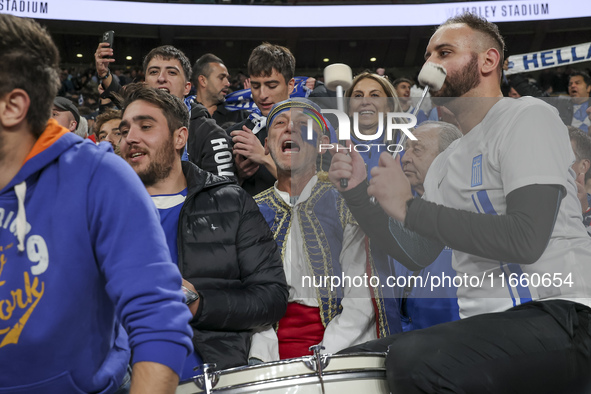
[{"x1": 95, "y1": 30, "x2": 115, "y2": 80}]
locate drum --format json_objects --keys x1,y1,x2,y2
[{"x1": 176, "y1": 352, "x2": 388, "y2": 394}]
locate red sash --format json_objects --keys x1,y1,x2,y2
[{"x1": 277, "y1": 302, "x2": 325, "y2": 359}]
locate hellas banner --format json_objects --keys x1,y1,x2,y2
[{"x1": 505, "y1": 42, "x2": 591, "y2": 75}]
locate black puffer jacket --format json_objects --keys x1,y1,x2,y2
[{"x1": 178, "y1": 161, "x2": 288, "y2": 370}]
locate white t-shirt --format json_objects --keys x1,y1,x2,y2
[{"x1": 423, "y1": 97, "x2": 591, "y2": 318}]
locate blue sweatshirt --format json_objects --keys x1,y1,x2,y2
[{"x1": 0, "y1": 120, "x2": 193, "y2": 393}]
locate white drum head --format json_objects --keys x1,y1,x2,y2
[{"x1": 177, "y1": 352, "x2": 389, "y2": 394}]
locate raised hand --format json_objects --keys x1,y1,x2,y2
[
  {"x1": 368, "y1": 152, "x2": 413, "y2": 222},
  {"x1": 95, "y1": 42, "x2": 115, "y2": 80},
  {"x1": 327, "y1": 140, "x2": 367, "y2": 191}
]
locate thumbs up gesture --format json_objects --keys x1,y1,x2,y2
[{"x1": 368, "y1": 152, "x2": 413, "y2": 222}]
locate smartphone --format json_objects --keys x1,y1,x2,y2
[{"x1": 102, "y1": 30, "x2": 114, "y2": 51}]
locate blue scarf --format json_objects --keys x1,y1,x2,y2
[{"x1": 224, "y1": 76, "x2": 313, "y2": 113}]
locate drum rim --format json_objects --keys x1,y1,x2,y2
[
  {"x1": 179, "y1": 370, "x2": 387, "y2": 393},
  {"x1": 178, "y1": 352, "x2": 388, "y2": 387},
  {"x1": 212, "y1": 351, "x2": 388, "y2": 376}
]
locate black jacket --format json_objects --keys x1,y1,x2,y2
[
  {"x1": 213, "y1": 105, "x2": 248, "y2": 129},
  {"x1": 226, "y1": 118, "x2": 276, "y2": 196},
  {"x1": 187, "y1": 103, "x2": 237, "y2": 181},
  {"x1": 178, "y1": 161, "x2": 288, "y2": 370}
]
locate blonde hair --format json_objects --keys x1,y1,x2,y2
[
  {"x1": 344, "y1": 72, "x2": 403, "y2": 144},
  {"x1": 345, "y1": 72, "x2": 402, "y2": 113}
]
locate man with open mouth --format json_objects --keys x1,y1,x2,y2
[{"x1": 251, "y1": 98, "x2": 400, "y2": 363}]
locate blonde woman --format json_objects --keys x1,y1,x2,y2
[{"x1": 344, "y1": 72, "x2": 404, "y2": 178}]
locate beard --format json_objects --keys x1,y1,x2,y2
[
  {"x1": 209, "y1": 89, "x2": 226, "y2": 106},
  {"x1": 135, "y1": 136, "x2": 177, "y2": 187},
  {"x1": 113, "y1": 143, "x2": 122, "y2": 157},
  {"x1": 214, "y1": 93, "x2": 226, "y2": 106},
  {"x1": 431, "y1": 53, "x2": 480, "y2": 106}
]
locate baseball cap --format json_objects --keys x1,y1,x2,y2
[{"x1": 53, "y1": 97, "x2": 81, "y2": 125}]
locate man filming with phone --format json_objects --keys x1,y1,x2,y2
[{"x1": 95, "y1": 34, "x2": 236, "y2": 180}]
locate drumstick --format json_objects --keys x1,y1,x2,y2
[
  {"x1": 324, "y1": 63, "x2": 353, "y2": 189},
  {"x1": 369, "y1": 62, "x2": 447, "y2": 205}
]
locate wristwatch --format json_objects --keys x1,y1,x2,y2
[
  {"x1": 99, "y1": 69, "x2": 111, "y2": 80},
  {"x1": 181, "y1": 285, "x2": 200, "y2": 305}
]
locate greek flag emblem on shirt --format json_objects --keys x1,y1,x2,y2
[{"x1": 471, "y1": 155, "x2": 482, "y2": 187}]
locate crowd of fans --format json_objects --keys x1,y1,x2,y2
[
  {"x1": 54, "y1": 49, "x2": 591, "y2": 214},
  {"x1": 55, "y1": 61, "x2": 591, "y2": 136},
  {"x1": 3, "y1": 10, "x2": 591, "y2": 394}
]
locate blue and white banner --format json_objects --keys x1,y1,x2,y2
[
  {"x1": 505, "y1": 42, "x2": 591, "y2": 75},
  {"x1": 224, "y1": 89, "x2": 254, "y2": 113},
  {"x1": 0, "y1": 0, "x2": 589, "y2": 27}
]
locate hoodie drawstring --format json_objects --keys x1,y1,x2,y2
[{"x1": 14, "y1": 181, "x2": 27, "y2": 252}]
